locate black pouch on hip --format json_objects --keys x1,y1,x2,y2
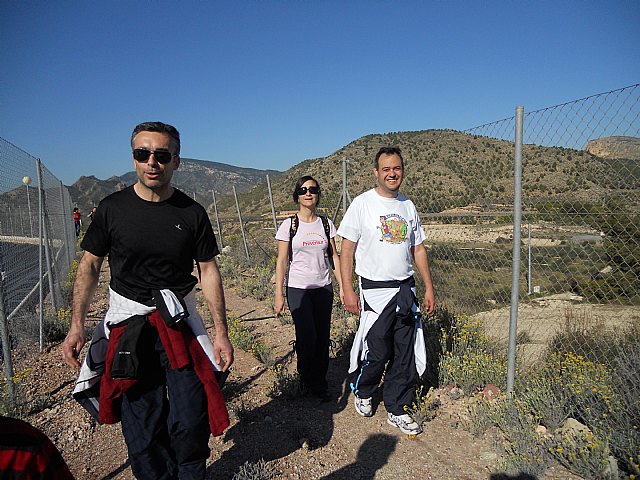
[{"x1": 111, "y1": 315, "x2": 146, "y2": 379}]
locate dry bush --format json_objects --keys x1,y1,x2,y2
[{"x1": 438, "y1": 314, "x2": 507, "y2": 395}]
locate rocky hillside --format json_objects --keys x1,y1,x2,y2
[
  {"x1": 227, "y1": 130, "x2": 640, "y2": 217},
  {"x1": 68, "y1": 158, "x2": 281, "y2": 214},
  {"x1": 4, "y1": 132, "x2": 638, "y2": 222},
  {"x1": 586, "y1": 136, "x2": 640, "y2": 161}
]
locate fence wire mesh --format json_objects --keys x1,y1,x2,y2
[
  {"x1": 1, "y1": 84, "x2": 637, "y2": 474},
  {"x1": 0, "y1": 137, "x2": 76, "y2": 351},
  {"x1": 211, "y1": 85, "x2": 639, "y2": 475},
  {"x1": 214, "y1": 84, "x2": 639, "y2": 384},
  {"x1": 463, "y1": 85, "x2": 639, "y2": 367}
]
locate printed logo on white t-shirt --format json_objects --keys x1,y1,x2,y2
[
  {"x1": 377, "y1": 214, "x2": 408, "y2": 244},
  {"x1": 301, "y1": 232, "x2": 327, "y2": 248}
]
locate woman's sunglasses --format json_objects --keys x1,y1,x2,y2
[
  {"x1": 132, "y1": 148, "x2": 175, "y2": 164},
  {"x1": 296, "y1": 186, "x2": 320, "y2": 195}
]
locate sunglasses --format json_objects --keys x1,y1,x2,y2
[
  {"x1": 132, "y1": 148, "x2": 176, "y2": 164},
  {"x1": 296, "y1": 186, "x2": 320, "y2": 195}
]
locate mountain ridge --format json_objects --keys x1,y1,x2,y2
[
  {"x1": 67, "y1": 133, "x2": 640, "y2": 218},
  {"x1": 69, "y1": 158, "x2": 281, "y2": 214}
]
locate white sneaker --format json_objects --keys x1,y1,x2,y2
[
  {"x1": 387, "y1": 412, "x2": 422, "y2": 435},
  {"x1": 354, "y1": 396, "x2": 373, "y2": 417}
]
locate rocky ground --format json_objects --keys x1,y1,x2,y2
[{"x1": 10, "y1": 261, "x2": 584, "y2": 480}]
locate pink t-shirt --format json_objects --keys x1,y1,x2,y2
[{"x1": 276, "y1": 216, "x2": 336, "y2": 289}]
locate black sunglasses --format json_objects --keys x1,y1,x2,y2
[
  {"x1": 296, "y1": 186, "x2": 320, "y2": 195},
  {"x1": 132, "y1": 148, "x2": 175, "y2": 164}
]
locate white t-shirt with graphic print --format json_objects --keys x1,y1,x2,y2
[
  {"x1": 276, "y1": 216, "x2": 336, "y2": 289},
  {"x1": 337, "y1": 188, "x2": 426, "y2": 281}
]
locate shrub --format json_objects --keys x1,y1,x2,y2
[
  {"x1": 237, "y1": 263, "x2": 275, "y2": 302},
  {"x1": 232, "y1": 458, "x2": 275, "y2": 480},
  {"x1": 404, "y1": 385, "x2": 440, "y2": 426},
  {"x1": 516, "y1": 370, "x2": 572, "y2": 431},
  {"x1": 267, "y1": 363, "x2": 304, "y2": 399},
  {"x1": 438, "y1": 314, "x2": 507, "y2": 394},
  {"x1": 227, "y1": 314, "x2": 273, "y2": 365},
  {"x1": 546, "y1": 430, "x2": 616, "y2": 480},
  {"x1": 330, "y1": 304, "x2": 357, "y2": 357},
  {"x1": 421, "y1": 306, "x2": 455, "y2": 389},
  {"x1": 518, "y1": 352, "x2": 615, "y2": 432},
  {"x1": 480, "y1": 397, "x2": 551, "y2": 477},
  {"x1": 470, "y1": 323, "x2": 638, "y2": 479},
  {"x1": 547, "y1": 322, "x2": 640, "y2": 476}
]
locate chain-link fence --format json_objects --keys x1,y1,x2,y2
[
  {"x1": 214, "y1": 83, "x2": 639, "y2": 373},
  {"x1": 0, "y1": 136, "x2": 77, "y2": 407},
  {"x1": 211, "y1": 85, "x2": 638, "y2": 475},
  {"x1": 460, "y1": 85, "x2": 639, "y2": 368}
]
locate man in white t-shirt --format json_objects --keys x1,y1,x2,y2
[{"x1": 337, "y1": 146, "x2": 435, "y2": 436}]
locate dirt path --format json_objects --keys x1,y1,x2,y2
[{"x1": 14, "y1": 266, "x2": 583, "y2": 479}]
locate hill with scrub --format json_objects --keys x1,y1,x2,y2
[{"x1": 220, "y1": 130, "x2": 640, "y2": 218}]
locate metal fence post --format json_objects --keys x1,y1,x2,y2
[
  {"x1": 233, "y1": 186, "x2": 250, "y2": 261},
  {"x1": 527, "y1": 222, "x2": 532, "y2": 295},
  {"x1": 342, "y1": 157, "x2": 348, "y2": 217},
  {"x1": 266, "y1": 174, "x2": 277, "y2": 233},
  {"x1": 37, "y1": 159, "x2": 44, "y2": 352},
  {"x1": 332, "y1": 157, "x2": 349, "y2": 224},
  {"x1": 212, "y1": 190, "x2": 224, "y2": 249},
  {"x1": 507, "y1": 106, "x2": 524, "y2": 393},
  {"x1": 37, "y1": 159, "x2": 58, "y2": 350},
  {"x1": 0, "y1": 253, "x2": 16, "y2": 411}
]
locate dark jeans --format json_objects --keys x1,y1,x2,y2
[
  {"x1": 287, "y1": 284, "x2": 334, "y2": 394},
  {"x1": 120, "y1": 326, "x2": 210, "y2": 480}
]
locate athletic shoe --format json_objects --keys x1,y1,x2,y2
[
  {"x1": 387, "y1": 412, "x2": 423, "y2": 435},
  {"x1": 354, "y1": 396, "x2": 373, "y2": 417}
]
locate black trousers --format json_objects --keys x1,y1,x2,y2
[
  {"x1": 351, "y1": 305, "x2": 417, "y2": 416},
  {"x1": 286, "y1": 284, "x2": 334, "y2": 394},
  {"x1": 120, "y1": 326, "x2": 210, "y2": 480}
]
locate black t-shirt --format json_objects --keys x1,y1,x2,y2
[{"x1": 81, "y1": 186, "x2": 219, "y2": 305}]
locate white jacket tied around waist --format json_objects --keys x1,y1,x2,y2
[
  {"x1": 73, "y1": 287, "x2": 222, "y2": 398},
  {"x1": 349, "y1": 281, "x2": 427, "y2": 376}
]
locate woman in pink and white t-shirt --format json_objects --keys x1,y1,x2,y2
[{"x1": 274, "y1": 176, "x2": 343, "y2": 399}]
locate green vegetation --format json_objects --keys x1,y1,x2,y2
[
  {"x1": 0, "y1": 367, "x2": 54, "y2": 418},
  {"x1": 210, "y1": 130, "x2": 639, "y2": 224},
  {"x1": 266, "y1": 363, "x2": 303, "y2": 399},
  {"x1": 227, "y1": 314, "x2": 274, "y2": 366},
  {"x1": 404, "y1": 385, "x2": 441, "y2": 426},
  {"x1": 212, "y1": 186, "x2": 639, "y2": 478},
  {"x1": 438, "y1": 314, "x2": 507, "y2": 395},
  {"x1": 460, "y1": 316, "x2": 640, "y2": 478}
]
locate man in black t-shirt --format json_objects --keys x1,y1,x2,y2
[{"x1": 62, "y1": 122, "x2": 234, "y2": 480}]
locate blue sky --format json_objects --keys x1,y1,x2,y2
[{"x1": 1, "y1": 1, "x2": 638, "y2": 185}]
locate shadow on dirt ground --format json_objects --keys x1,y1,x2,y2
[{"x1": 208, "y1": 351, "x2": 356, "y2": 478}]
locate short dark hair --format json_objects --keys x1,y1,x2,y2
[
  {"x1": 374, "y1": 146, "x2": 404, "y2": 169},
  {"x1": 131, "y1": 122, "x2": 181, "y2": 156},
  {"x1": 292, "y1": 175, "x2": 321, "y2": 205}
]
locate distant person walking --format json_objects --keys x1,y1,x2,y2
[
  {"x1": 72, "y1": 207, "x2": 81, "y2": 237},
  {"x1": 62, "y1": 121, "x2": 233, "y2": 480},
  {"x1": 274, "y1": 176, "x2": 343, "y2": 399},
  {"x1": 337, "y1": 146, "x2": 435, "y2": 436},
  {"x1": 87, "y1": 206, "x2": 97, "y2": 223}
]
